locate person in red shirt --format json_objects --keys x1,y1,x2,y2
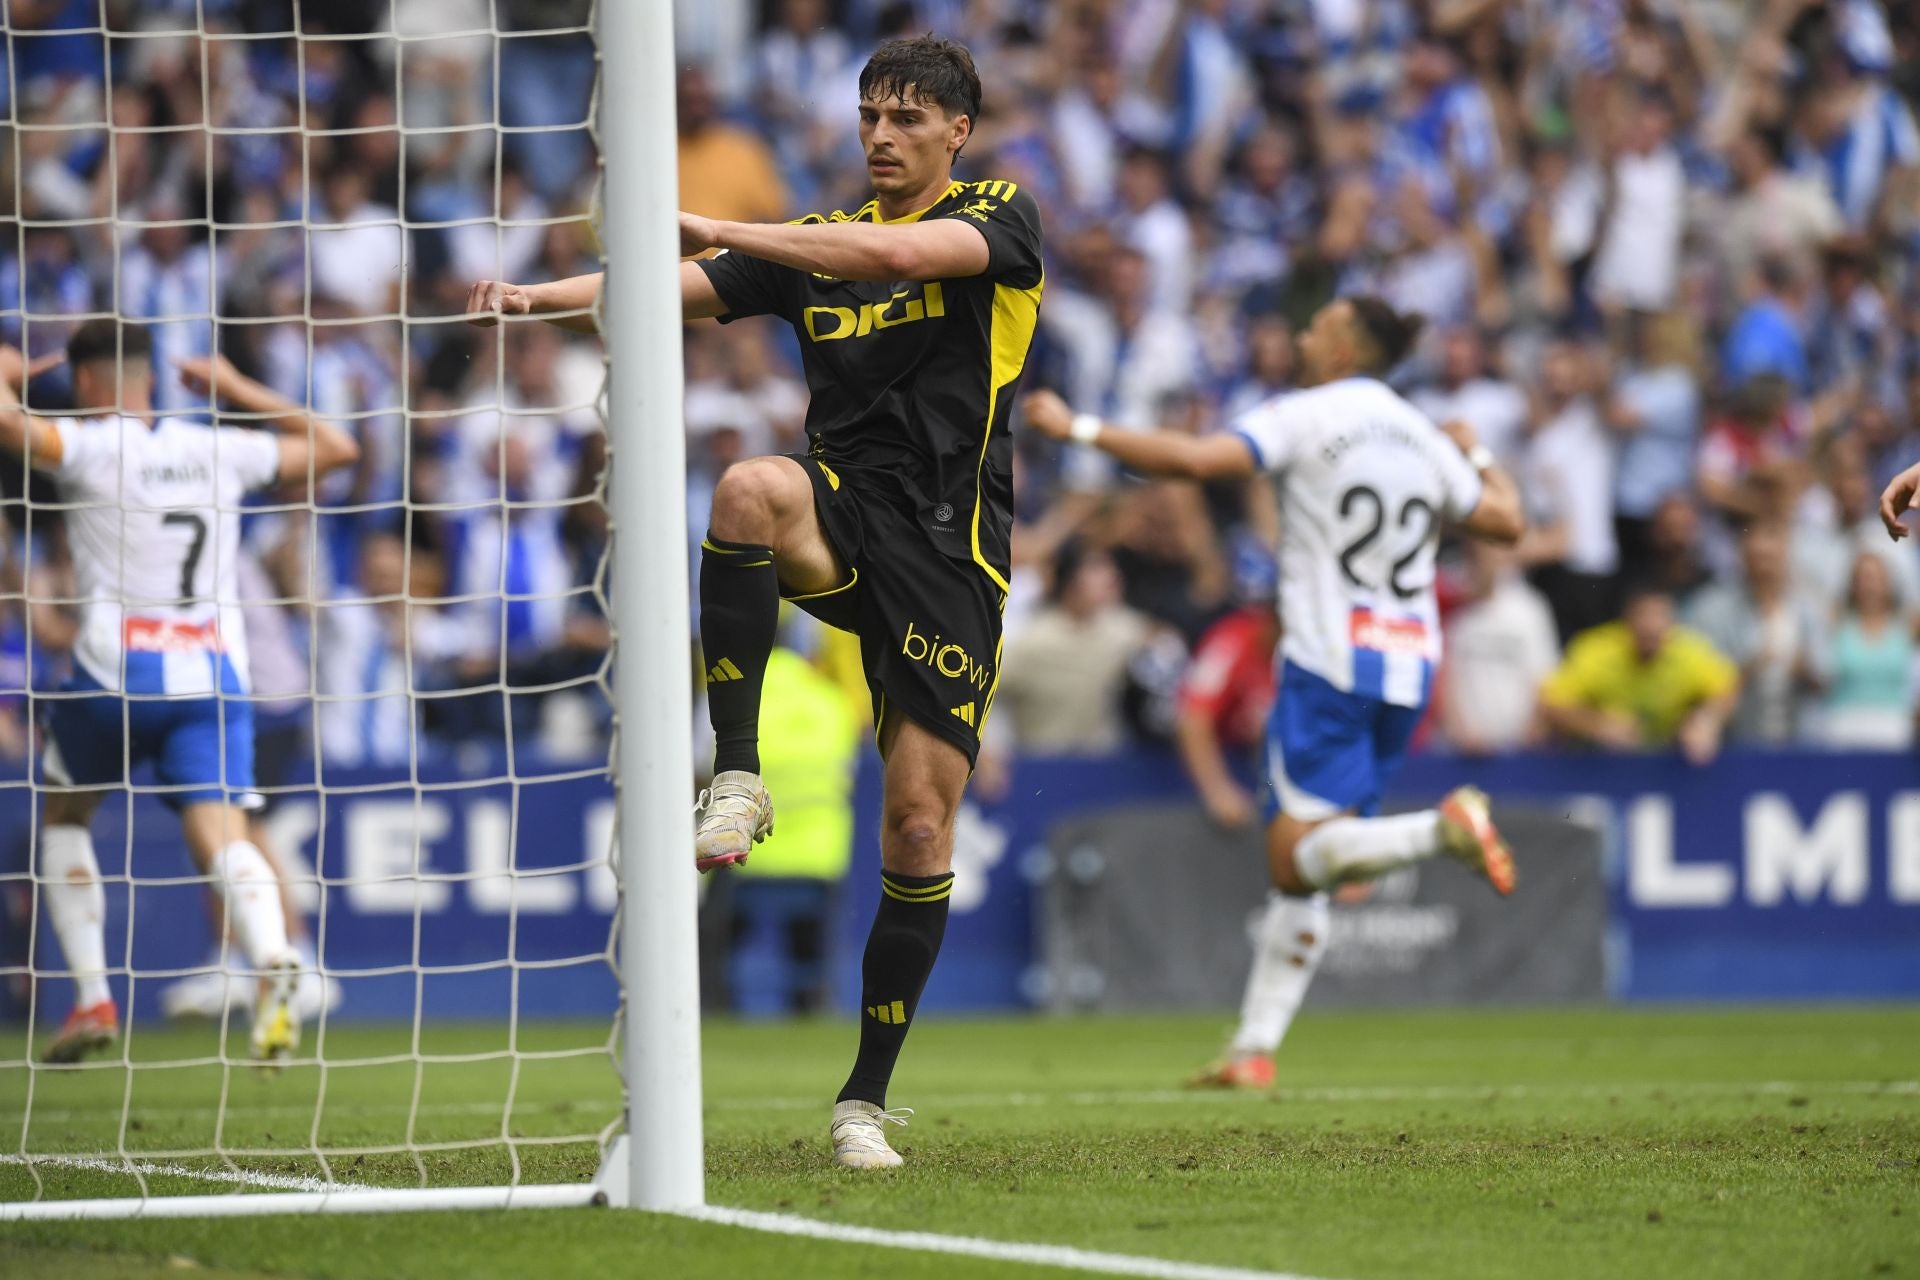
[{"x1": 1174, "y1": 548, "x2": 1280, "y2": 827}]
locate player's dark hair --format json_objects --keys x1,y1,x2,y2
[
  {"x1": 1346, "y1": 296, "x2": 1425, "y2": 374},
  {"x1": 858, "y1": 35, "x2": 983, "y2": 126},
  {"x1": 65, "y1": 318, "x2": 153, "y2": 371}
]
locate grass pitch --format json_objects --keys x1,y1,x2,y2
[{"x1": 2, "y1": 1006, "x2": 1915, "y2": 1279}]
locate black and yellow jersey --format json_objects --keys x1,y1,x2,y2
[{"x1": 697, "y1": 178, "x2": 1044, "y2": 593}]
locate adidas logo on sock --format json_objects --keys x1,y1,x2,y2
[
  {"x1": 708, "y1": 657, "x2": 744, "y2": 684},
  {"x1": 949, "y1": 702, "x2": 975, "y2": 726},
  {"x1": 865, "y1": 1000, "x2": 908, "y2": 1025}
]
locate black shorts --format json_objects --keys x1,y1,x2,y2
[{"x1": 785, "y1": 456, "x2": 1005, "y2": 764}]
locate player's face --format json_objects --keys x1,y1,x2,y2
[
  {"x1": 1294, "y1": 302, "x2": 1354, "y2": 387},
  {"x1": 859, "y1": 89, "x2": 969, "y2": 198}
]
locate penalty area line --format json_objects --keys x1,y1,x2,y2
[{"x1": 678, "y1": 1204, "x2": 1329, "y2": 1280}]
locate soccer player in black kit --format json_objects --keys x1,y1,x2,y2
[{"x1": 468, "y1": 37, "x2": 1043, "y2": 1168}]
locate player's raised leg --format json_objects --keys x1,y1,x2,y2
[
  {"x1": 1275, "y1": 793, "x2": 1515, "y2": 897},
  {"x1": 36, "y1": 788, "x2": 116, "y2": 1065},
  {"x1": 831, "y1": 715, "x2": 968, "y2": 1169},
  {"x1": 181, "y1": 803, "x2": 301, "y2": 1066},
  {"x1": 695, "y1": 456, "x2": 847, "y2": 870}
]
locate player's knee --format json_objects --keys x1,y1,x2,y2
[
  {"x1": 880, "y1": 803, "x2": 953, "y2": 875},
  {"x1": 1266, "y1": 834, "x2": 1313, "y2": 896},
  {"x1": 709, "y1": 459, "x2": 796, "y2": 542}
]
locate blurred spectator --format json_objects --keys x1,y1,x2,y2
[
  {"x1": 1686, "y1": 521, "x2": 1827, "y2": 746},
  {"x1": 1539, "y1": 581, "x2": 1740, "y2": 765},
  {"x1": 1114, "y1": 148, "x2": 1195, "y2": 314},
  {"x1": 1817, "y1": 551, "x2": 1917, "y2": 749},
  {"x1": 997, "y1": 543, "x2": 1153, "y2": 755},
  {"x1": 1220, "y1": 313, "x2": 1295, "y2": 422},
  {"x1": 1438, "y1": 542, "x2": 1559, "y2": 756},
  {"x1": 307, "y1": 161, "x2": 404, "y2": 317},
  {"x1": 683, "y1": 320, "x2": 807, "y2": 460},
  {"x1": 1409, "y1": 326, "x2": 1528, "y2": 469},
  {"x1": 1521, "y1": 342, "x2": 1618, "y2": 641},
  {"x1": 1789, "y1": 31, "x2": 1918, "y2": 233},
  {"x1": 1695, "y1": 374, "x2": 1807, "y2": 531},
  {"x1": 116, "y1": 197, "x2": 214, "y2": 414},
  {"x1": 1589, "y1": 91, "x2": 1686, "y2": 315},
  {"x1": 1608, "y1": 310, "x2": 1703, "y2": 566},
  {"x1": 319, "y1": 534, "x2": 460, "y2": 769},
  {"x1": 1209, "y1": 121, "x2": 1314, "y2": 298},
  {"x1": 1794, "y1": 454, "x2": 1920, "y2": 615},
  {"x1": 1043, "y1": 245, "x2": 1200, "y2": 490},
  {"x1": 1715, "y1": 126, "x2": 1843, "y2": 289},
  {"x1": 676, "y1": 67, "x2": 789, "y2": 227},
  {"x1": 1640, "y1": 492, "x2": 1716, "y2": 607},
  {"x1": 1172, "y1": 550, "x2": 1279, "y2": 828},
  {"x1": 1721, "y1": 256, "x2": 1812, "y2": 396},
  {"x1": 498, "y1": 2, "x2": 597, "y2": 198}
]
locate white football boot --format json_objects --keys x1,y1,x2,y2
[
  {"x1": 694, "y1": 771, "x2": 774, "y2": 871},
  {"x1": 830, "y1": 1100, "x2": 913, "y2": 1169},
  {"x1": 249, "y1": 953, "x2": 303, "y2": 1070}
]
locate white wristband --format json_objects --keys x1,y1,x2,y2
[
  {"x1": 1465, "y1": 444, "x2": 1495, "y2": 473},
  {"x1": 1069, "y1": 412, "x2": 1104, "y2": 446}
]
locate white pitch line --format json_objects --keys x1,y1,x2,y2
[
  {"x1": 0, "y1": 1152, "x2": 367, "y2": 1196},
  {"x1": 7, "y1": 1079, "x2": 1914, "y2": 1127},
  {"x1": 711, "y1": 1078, "x2": 1920, "y2": 1113},
  {"x1": 680, "y1": 1205, "x2": 1328, "y2": 1280}
]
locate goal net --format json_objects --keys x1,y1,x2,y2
[{"x1": 0, "y1": 1, "x2": 698, "y2": 1218}]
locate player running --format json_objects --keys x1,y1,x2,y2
[
  {"x1": 1022, "y1": 296, "x2": 1525, "y2": 1088},
  {"x1": 0, "y1": 323, "x2": 359, "y2": 1067},
  {"x1": 467, "y1": 36, "x2": 1042, "y2": 1167}
]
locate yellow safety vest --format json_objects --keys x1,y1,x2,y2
[{"x1": 738, "y1": 647, "x2": 860, "y2": 881}]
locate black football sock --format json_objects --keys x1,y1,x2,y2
[
  {"x1": 699, "y1": 534, "x2": 778, "y2": 776},
  {"x1": 838, "y1": 870, "x2": 954, "y2": 1107}
]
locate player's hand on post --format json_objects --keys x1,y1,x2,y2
[
  {"x1": 465, "y1": 279, "x2": 531, "y2": 328},
  {"x1": 1878, "y1": 460, "x2": 1920, "y2": 541},
  {"x1": 1019, "y1": 389, "x2": 1075, "y2": 442},
  {"x1": 679, "y1": 212, "x2": 720, "y2": 257}
]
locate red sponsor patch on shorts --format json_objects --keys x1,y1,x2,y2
[
  {"x1": 124, "y1": 616, "x2": 224, "y2": 654},
  {"x1": 1349, "y1": 609, "x2": 1430, "y2": 656}
]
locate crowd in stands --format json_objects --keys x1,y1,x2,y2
[
  {"x1": 4, "y1": 0, "x2": 1920, "y2": 775},
  {"x1": 1, "y1": 0, "x2": 609, "y2": 763},
  {"x1": 684, "y1": 0, "x2": 1920, "y2": 772}
]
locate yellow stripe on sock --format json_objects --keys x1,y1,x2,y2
[{"x1": 881, "y1": 877, "x2": 954, "y2": 903}]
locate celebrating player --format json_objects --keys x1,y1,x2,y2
[
  {"x1": 468, "y1": 36, "x2": 1043, "y2": 1167},
  {"x1": 0, "y1": 323, "x2": 359, "y2": 1066},
  {"x1": 1022, "y1": 297, "x2": 1525, "y2": 1088}
]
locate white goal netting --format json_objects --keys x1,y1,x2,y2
[{"x1": 0, "y1": 1, "x2": 634, "y2": 1210}]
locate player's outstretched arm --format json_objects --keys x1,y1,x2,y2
[
  {"x1": 681, "y1": 211, "x2": 989, "y2": 284},
  {"x1": 1879, "y1": 459, "x2": 1920, "y2": 541},
  {"x1": 1020, "y1": 389, "x2": 1257, "y2": 482},
  {"x1": 1439, "y1": 420, "x2": 1526, "y2": 546},
  {"x1": 0, "y1": 345, "x2": 68, "y2": 466},
  {"x1": 176, "y1": 354, "x2": 360, "y2": 484},
  {"x1": 466, "y1": 274, "x2": 604, "y2": 333},
  {"x1": 467, "y1": 267, "x2": 732, "y2": 329}
]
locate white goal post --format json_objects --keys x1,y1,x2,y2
[{"x1": 0, "y1": 0, "x2": 701, "y2": 1220}]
